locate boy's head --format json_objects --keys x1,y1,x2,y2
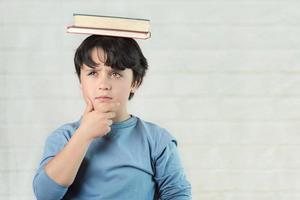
[
  {"x1": 74, "y1": 35, "x2": 148, "y2": 100},
  {"x1": 74, "y1": 35, "x2": 148, "y2": 119}
]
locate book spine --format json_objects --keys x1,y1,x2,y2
[{"x1": 66, "y1": 26, "x2": 151, "y2": 40}]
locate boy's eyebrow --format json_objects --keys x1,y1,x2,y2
[
  {"x1": 82, "y1": 67, "x2": 96, "y2": 71},
  {"x1": 81, "y1": 64, "x2": 103, "y2": 70},
  {"x1": 81, "y1": 65, "x2": 120, "y2": 72}
]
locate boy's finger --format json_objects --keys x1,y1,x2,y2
[
  {"x1": 84, "y1": 97, "x2": 94, "y2": 114},
  {"x1": 107, "y1": 119, "x2": 113, "y2": 126}
]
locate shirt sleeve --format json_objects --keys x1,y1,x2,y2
[
  {"x1": 32, "y1": 129, "x2": 70, "y2": 200},
  {"x1": 154, "y1": 140, "x2": 192, "y2": 200}
]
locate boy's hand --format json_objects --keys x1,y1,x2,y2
[{"x1": 78, "y1": 98, "x2": 120, "y2": 141}]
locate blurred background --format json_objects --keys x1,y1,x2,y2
[{"x1": 1, "y1": 0, "x2": 300, "y2": 199}]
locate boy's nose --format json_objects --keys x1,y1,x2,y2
[
  {"x1": 97, "y1": 76, "x2": 111, "y2": 90},
  {"x1": 98, "y1": 84, "x2": 111, "y2": 90}
]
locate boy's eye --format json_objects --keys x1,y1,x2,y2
[
  {"x1": 111, "y1": 71, "x2": 122, "y2": 78},
  {"x1": 88, "y1": 71, "x2": 97, "y2": 76}
]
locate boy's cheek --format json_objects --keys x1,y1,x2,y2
[{"x1": 81, "y1": 88, "x2": 93, "y2": 105}]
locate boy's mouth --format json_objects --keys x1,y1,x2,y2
[{"x1": 95, "y1": 96, "x2": 113, "y2": 102}]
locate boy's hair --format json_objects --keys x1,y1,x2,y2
[{"x1": 74, "y1": 35, "x2": 148, "y2": 100}]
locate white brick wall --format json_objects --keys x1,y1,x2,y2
[{"x1": 1, "y1": 0, "x2": 300, "y2": 199}]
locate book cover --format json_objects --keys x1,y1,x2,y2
[
  {"x1": 73, "y1": 13, "x2": 150, "y2": 32},
  {"x1": 67, "y1": 26, "x2": 151, "y2": 40}
]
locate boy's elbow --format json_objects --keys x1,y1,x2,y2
[
  {"x1": 160, "y1": 183, "x2": 192, "y2": 200},
  {"x1": 33, "y1": 170, "x2": 68, "y2": 200},
  {"x1": 33, "y1": 174, "x2": 49, "y2": 200},
  {"x1": 33, "y1": 175, "x2": 45, "y2": 200}
]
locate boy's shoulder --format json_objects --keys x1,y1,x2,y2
[
  {"x1": 136, "y1": 116, "x2": 172, "y2": 137},
  {"x1": 135, "y1": 116, "x2": 178, "y2": 155},
  {"x1": 47, "y1": 118, "x2": 81, "y2": 140}
]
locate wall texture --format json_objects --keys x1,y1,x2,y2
[{"x1": 1, "y1": 0, "x2": 300, "y2": 199}]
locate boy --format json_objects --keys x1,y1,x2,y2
[{"x1": 33, "y1": 35, "x2": 192, "y2": 199}]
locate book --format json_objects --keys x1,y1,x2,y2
[
  {"x1": 66, "y1": 26, "x2": 151, "y2": 39},
  {"x1": 67, "y1": 14, "x2": 151, "y2": 40},
  {"x1": 73, "y1": 14, "x2": 150, "y2": 32}
]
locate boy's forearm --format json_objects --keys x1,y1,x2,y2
[{"x1": 44, "y1": 128, "x2": 93, "y2": 187}]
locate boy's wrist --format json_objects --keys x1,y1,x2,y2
[{"x1": 74, "y1": 127, "x2": 94, "y2": 144}]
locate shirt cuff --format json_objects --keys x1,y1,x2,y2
[{"x1": 33, "y1": 168, "x2": 68, "y2": 200}]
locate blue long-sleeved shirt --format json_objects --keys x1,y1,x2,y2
[{"x1": 33, "y1": 115, "x2": 192, "y2": 200}]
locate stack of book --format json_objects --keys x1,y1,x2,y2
[{"x1": 67, "y1": 14, "x2": 151, "y2": 39}]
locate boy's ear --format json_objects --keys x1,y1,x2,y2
[
  {"x1": 131, "y1": 88, "x2": 137, "y2": 93},
  {"x1": 131, "y1": 81, "x2": 139, "y2": 93}
]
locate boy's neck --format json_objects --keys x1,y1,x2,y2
[{"x1": 113, "y1": 112, "x2": 131, "y2": 123}]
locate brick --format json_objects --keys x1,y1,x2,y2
[
  {"x1": 147, "y1": 50, "x2": 300, "y2": 73},
  {"x1": 0, "y1": 52, "x2": 75, "y2": 75},
  {"x1": 180, "y1": 145, "x2": 300, "y2": 170},
  {"x1": 0, "y1": 74, "x2": 80, "y2": 99},
  {"x1": 191, "y1": 170, "x2": 300, "y2": 191},
  {"x1": 164, "y1": 121, "x2": 300, "y2": 145}
]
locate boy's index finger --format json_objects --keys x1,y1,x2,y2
[{"x1": 84, "y1": 96, "x2": 94, "y2": 114}]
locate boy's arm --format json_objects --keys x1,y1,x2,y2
[
  {"x1": 43, "y1": 100, "x2": 116, "y2": 185},
  {"x1": 33, "y1": 100, "x2": 118, "y2": 200},
  {"x1": 32, "y1": 128, "x2": 93, "y2": 200},
  {"x1": 154, "y1": 141, "x2": 192, "y2": 200},
  {"x1": 44, "y1": 128, "x2": 93, "y2": 187}
]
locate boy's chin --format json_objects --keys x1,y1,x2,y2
[{"x1": 93, "y1": 100, "x2": 114, "y2": 108}]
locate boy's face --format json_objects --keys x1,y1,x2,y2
[{"x1": 80, "y1": 47, "x2": 137, "y2": 121}]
